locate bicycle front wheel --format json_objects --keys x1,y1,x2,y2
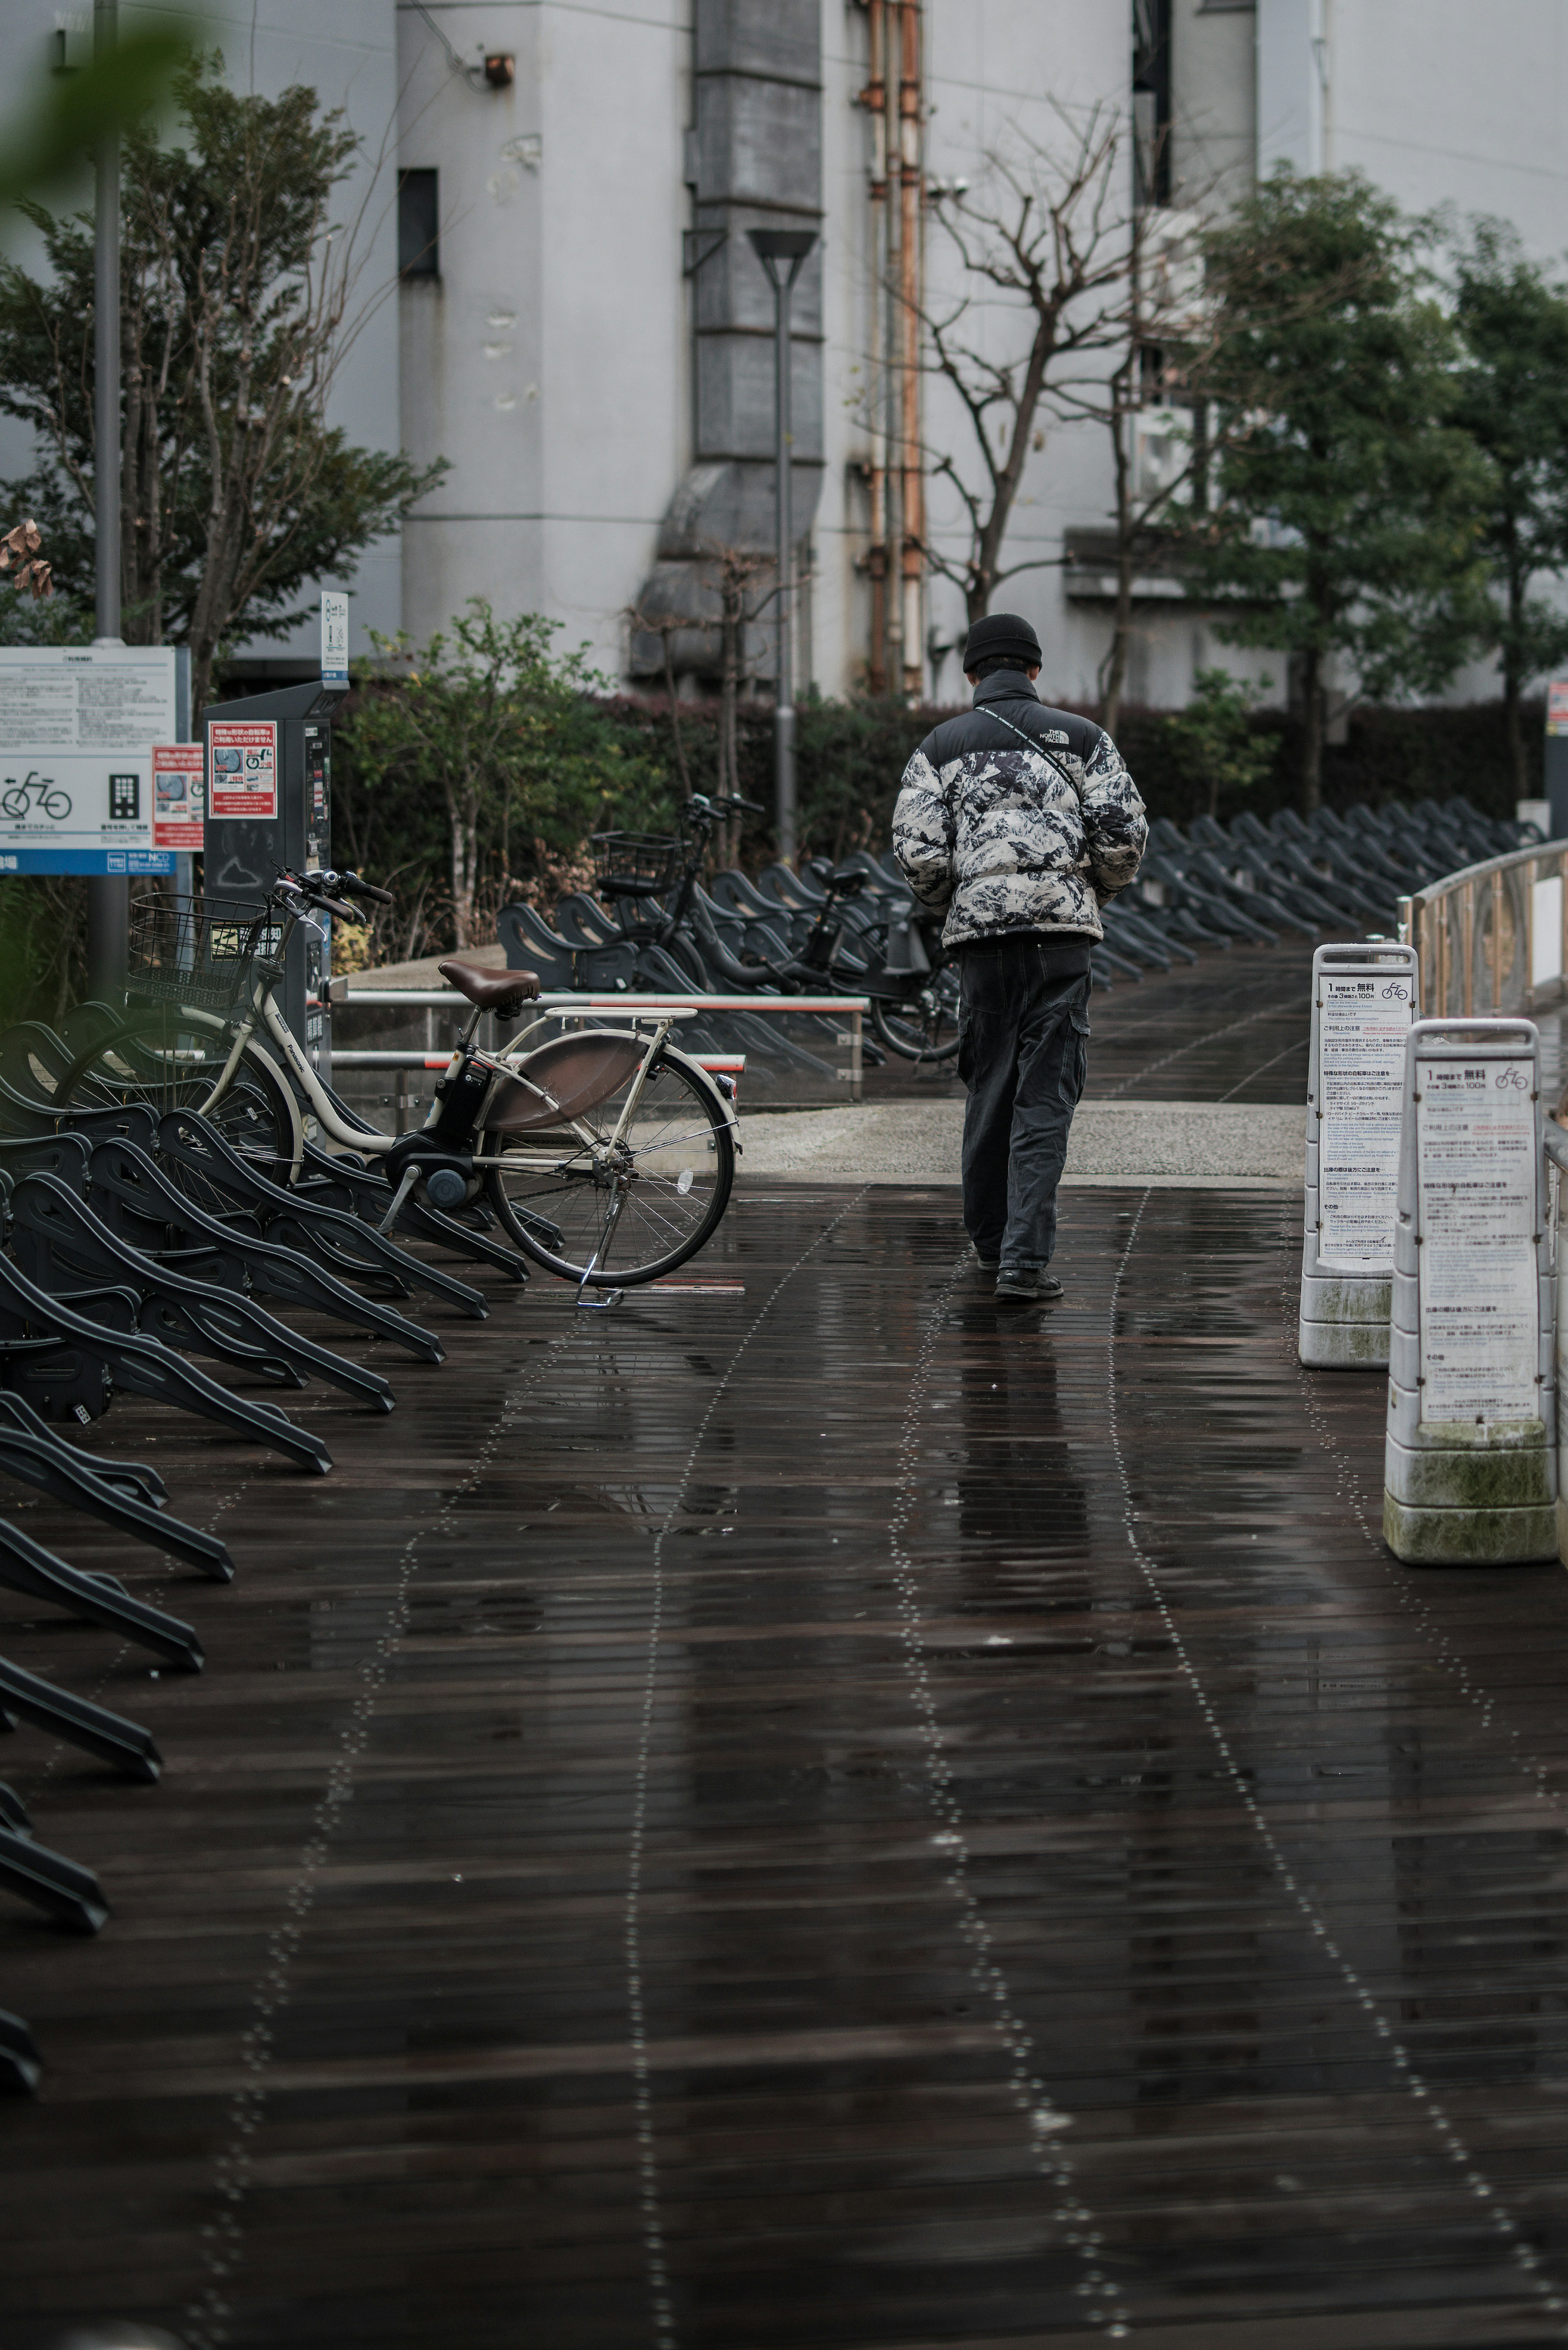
[
  {"x1": 58, "y1": 1008, "x2": 302, "y2": 1181},
  {"x1": 481, "y1": 1046, "x2": 735, "y2": 1284}
]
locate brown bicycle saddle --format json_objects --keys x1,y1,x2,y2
[{"x1": 438, "y1": 955, "x2": 542, "y2": 1012}]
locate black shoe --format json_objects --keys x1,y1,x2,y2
[
  {"x1": 995, "y1": 1268, "x2": 1063, "y2": 1305},
  {"x1": 974, "y1": 1255, "x2": 1000, "y2": 1272}
]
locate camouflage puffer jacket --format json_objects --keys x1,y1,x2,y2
[{"x1": 891, "y1": 672, "x2": 1147, "y2": 948}]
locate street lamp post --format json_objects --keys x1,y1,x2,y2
[
  {"x1": 746, "y1": 228, "x2": 816, "y2": 868},
  {"x1": 89, "y1": 0, "x2": 126, "y2": 1000}
]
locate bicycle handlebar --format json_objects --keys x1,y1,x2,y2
[
  {"x1": 336, "y1": 870, "x2": 395, "y2": 907},
  {"x1": 688, "y1": 792, "x2": 764, "y2": 821}
]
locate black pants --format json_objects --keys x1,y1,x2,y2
[{"x1": 957, "y1": 937, "x2": 1091, "y2": 1270}]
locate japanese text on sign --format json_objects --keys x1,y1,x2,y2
[
  {"x1": 0, "y1": 645, "x2": 178, "y2": 874},
  {"x1": 208, "y1": 720, "x2": 277, "y2": 820},
  {"x1": 1319, "y1": 971, "x2": 1414, "y2": 1265},
  {"x1": 152, "y1": 744, "x2": 204, "y2": 850},
  {"x1": 1416, "y1": 1056, "x2": 1539, "y2": 1425}
]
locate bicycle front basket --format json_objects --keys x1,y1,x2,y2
[
  {"x1": 127, "y1": 892, "x2": 276, "y2": 1013},
  {"x1": 590, "y1": 830, "x2": 683, "y2": 901}
]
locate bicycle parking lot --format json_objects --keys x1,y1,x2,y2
[{"x1": 7, "y1": 946, "x2": 1568, "y2": 2347}]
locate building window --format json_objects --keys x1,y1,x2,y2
[{"x1": 399, "y1": 169, "x2": 439, "y2": 279}]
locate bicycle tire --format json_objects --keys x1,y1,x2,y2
[
  {"x1": 57, "y1": 1009, "x2": 303, "y2": 1182},
  {"x1": 872, "y1": 984, "x2": 962, "y2": 1062},
  {"x1": 481, "y1": 1043, "x2": 735, "y2": 1284}
]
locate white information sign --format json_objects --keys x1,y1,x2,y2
[
  {"x1": 321, "y1": 591, "x2": 348, "y2": 685},
  {"x1": 0, "y1": 645, "x2": 178, "y2": 874},
  {"x1": 1417, "y1": 1055, "x2": 1539, "y2": 1425},
  {"x1": 1319, "y1": 970, "x2": 1414, "y2": 1264}
]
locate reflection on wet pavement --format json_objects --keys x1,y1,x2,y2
[{"x1": 2, "y1": 1171, "x2": 1568, "y2": 2347}]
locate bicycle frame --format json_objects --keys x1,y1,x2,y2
[{"x1": 194, "y1": 905, "x2": 729, "y2": 1174}]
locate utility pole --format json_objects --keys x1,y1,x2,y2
[
  {"x1": 747, "y1": 227, "x2": 816, "y2": 868},
  {"x1": 88, "y1": 0, "x2": 126, "y2": 1001}
]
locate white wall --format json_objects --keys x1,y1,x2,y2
[{"x1": 397, "y1": 0, "x2": 692, "y2": 676}]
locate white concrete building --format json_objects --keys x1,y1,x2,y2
[{"x1": 5, "y1": 0, "x2": 1568, "y2": 710}]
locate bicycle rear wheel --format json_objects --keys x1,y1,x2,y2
[
  {"x1": 57, "y1": 1008, "x2": 302, "y2": 1181},
  {"x1": 872, "y1": 972, "x2": 962, "y2": 1061},
  {"x1": 481, "y1": 1046, "x2": 735, "y2": 1284}
]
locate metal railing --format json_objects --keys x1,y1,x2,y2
[{"x1": 1399, "y1": 840, "x2": 1568, "y2": 1018}]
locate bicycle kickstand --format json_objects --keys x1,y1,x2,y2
[
  {"x1": 377, "y1": 1165, "x2": 421, "y2": 1237},
  {"x1": 575, "y1": 1193, "x2": 626, "y2": 1313}
]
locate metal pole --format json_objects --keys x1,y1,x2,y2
[
  {"x1": 88, "y1": 0, "x2": 126, "y2": 1003},
  {"x1": 773, "y1": 269, "x2": 796, "y2": 866}
]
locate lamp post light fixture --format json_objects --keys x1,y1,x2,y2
[{"x1": 747, "y1": 227, "x2": 816, "y2": 867}]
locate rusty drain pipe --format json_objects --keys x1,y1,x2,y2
[
  {"x1": 860, "y1": 0, "x2": 889, "y2": 693},
  {"x1": 897, "y1": 0, "x2": 924, "y2": 700}
]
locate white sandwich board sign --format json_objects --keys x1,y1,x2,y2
[
  {"x1": 1384, "y1": 1017, "x2": 1556, "y2": 1563},
  {"x1": 1299, "y1": 941, "x2": 1419, "y2": 1367}
]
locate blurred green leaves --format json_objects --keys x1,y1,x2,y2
[{"x1": 0, "y1": 26, "x2": 189, "y2": 207}]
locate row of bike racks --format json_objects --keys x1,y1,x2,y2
[
  {"x1": 494, "y1": 798, "x2": 1538, "y2": 1030},
  {"x1": 0, "y1": 1003, "x2": 528, "y2": 2094}
]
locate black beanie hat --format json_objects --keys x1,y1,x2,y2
[{"x1": 962, "y1": 611, "x2": 1041, "y2": 671}]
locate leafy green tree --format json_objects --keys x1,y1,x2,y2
[
  {"x1": 340, "y1": 603, "x2": 666, "y2": 949},
  {"x1": 0, "y1": 56, "x2": 445, "y2": 711},
  {"x1": 1158, "y1": 669, "x2": 1273, "y2": 821},
  {"x1": 1449, "y1": 222, "x2": 1568, "y2": 797},
  {"x1": 1187, "y1": 170, "x2": 1491, "y2": 810}
]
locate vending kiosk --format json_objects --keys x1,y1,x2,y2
[{"x1": 200, "y1": 678, "x2": 347, "y2": 1070}]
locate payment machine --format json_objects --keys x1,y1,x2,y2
[{"x1": 199, "y1": 679, "x2": 348, "y2": 1071}]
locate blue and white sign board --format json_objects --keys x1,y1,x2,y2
[
  {"x1": 321, "y1": 592, "x2": 349, "y2": 686},
  {"x1": 0, "y1": 645, "x2": 178, "y2": 874}
]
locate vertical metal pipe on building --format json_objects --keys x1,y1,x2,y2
[
  {"x1": 881, "y1": 12, "x2": 902, "y2": 696},
  {"x1": 862, "y1": 0, "x2": 888, "y2": 693},
  {"x1": 896, "y1": 0, "x2": 924, "y2": 699},
  {"x1": 773, "y1": 265, "x2": 796, "y2": 862},
  {"x1": 89, "y1": 0, "x2": 127, "y2": 1002}
]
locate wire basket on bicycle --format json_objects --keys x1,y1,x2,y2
[
  {"x1": 127, "y1": 892, "x2": 278, "y2": 1014},
  {"x1": 589, "y1": 831, "x2": 684, "y2": 902}
]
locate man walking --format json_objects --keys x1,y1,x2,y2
[{"x1": 892, "y1": 613, "x2": 1147, "y2": 1304}]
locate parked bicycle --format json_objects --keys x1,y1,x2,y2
[
  {"x1": 56, "y1": 871, "x2": 740, "y2": 1291},
  {"x1": 594, "y1": 794, "x2": 962, "y2": 1061}
]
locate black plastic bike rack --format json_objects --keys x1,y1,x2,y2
[
  {"x1": 0, "y1": 1517, "x2": 203, "y2": 1671},
  {"x1": 0, "y1": 1415, "x2": 232, "y2": 1579},
  {"x1": 0, "y1": 1253, "x2": 332, "y2": 1474},
  {"x1": 158, "y1": 1113, "x2": 476, "y2": 1331},
  {"x1": 0, "y1": 1654, "x2": 160, "y2": 1780},
  {"x1": 0, "y1": 1817, "x2": 110, "y2": 1934},
  {"x1": 0, "y1": 2009, "x2": 42, "y2": 2094},
  {"x1": 0, "y1": 1390, "x2": 168, "y2": 1505},
  {"x1": 11, "y1": 1174, "x2": 397, "y2": 1415},
  {"x1": 296, "y1": 1130, "x2": 528, "y2": 1285},
  {"x1": 0, "y1": 1132, "x2": 93, "y2": 1189},
  {"x1": 0, "y1": 1334, "x2": 115, "y2": 1422},
  {"x1": 86, "y1": 1137, "x2": 448, "y2": 1365}
]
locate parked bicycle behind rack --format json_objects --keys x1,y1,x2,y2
[
  {"x1": 56, "y1": 870, "x2": 740, "y2": 1292},
  {"x1": 592, "y1": 791, "x2": 962, "y2": 1061}
]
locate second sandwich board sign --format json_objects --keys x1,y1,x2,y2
[{"x1": 1415, "y1": 1045, "x2": 1542, "y2": 1427}]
